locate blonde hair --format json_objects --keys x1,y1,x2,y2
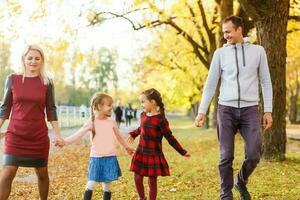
[
  {"x1": 90, "y1": 92, "x2": 113, "y2": 138},
  {"x1": 21, "y1": 44, "x2": 50, "y2": 85}
]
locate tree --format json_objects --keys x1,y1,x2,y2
[
  {"x1": 89, "y1": 0, "x2": 259, "y2": 127},
  {"x1": 208, "y1": 0, "x2": 234, "y2": 128},
  {"x1": 238, "y1": 0, "x2": 290, "y2": 160},
  {"x1": 89, "y1": 0, "x2": 220, "y2": 120},
  {"x1": 286, "y1": 0, "x2": 300, "y2": 123},
  {"x1": 90, "y1": 48, "x2": 118, "y2": 93},
  {"x1": 286, "y1": 30, "x2": 300, "y2": 124}
]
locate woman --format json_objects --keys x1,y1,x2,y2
[{"x1": 0, "y1": 44, "x2": 63, "y2": 200}]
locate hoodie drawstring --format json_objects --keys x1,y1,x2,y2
[
  {"x1": 234, "y1": 45, "x2": 241, "y2": 108},
  {"x1": 242, "y1": 43, "x2": 246, "y2": 67}
]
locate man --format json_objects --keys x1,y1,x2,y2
[{"x1": 195, "y1": 15, "x2": 273, "y2": 200}]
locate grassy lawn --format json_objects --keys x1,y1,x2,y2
[{"x1": 4, "y1": 115, "x2": 300, "y2": 199}]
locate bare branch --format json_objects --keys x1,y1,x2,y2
[
  {"x1": 289, "y1": 15, "x2": 300, "y2": 21},
  {"x1": 287, "y1": 28, "x2": 300, "y2": 33},
  {"x1": 197, "y1": 0, "x2": 217, "y2": 53},
  {"x1": 185, "y1": 1, "x2": 209, "y2": 55},
  {"x1": 166, "y1": 19, "x2": 209, "y2": 67},
  {"x1": 90, "y1": 7, "x2": 210, "y2": 67}
]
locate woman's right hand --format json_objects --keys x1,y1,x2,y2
[
  {"x1": 54, "y1": 135, "x2": 65, "y2": 147},
  {"x1": 127, "y1": 135, "x2": 134, "y2": 144}
]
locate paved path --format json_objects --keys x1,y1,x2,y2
[{"x1": 287, "y1": 128, "x2": 300, "y2": 141}]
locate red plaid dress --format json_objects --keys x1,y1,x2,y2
[{"x1": 129, "y1": 113, "x2": 187, "y2": 177}]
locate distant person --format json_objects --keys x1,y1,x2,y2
[
  {"x1": 114, "y1": 104, "x2": 123, "y2": 128},
  {"x1": 62, "y1": 93, "x2": 134, "y2": 200},
  {"x1": 127, "y1": 88, "x2": 190, "y2": 200},
  {"x1": 133, "y1": 108, "x2": 137, "y2": 121},
  {"x1": 125, "y1": 104, "x2": 133, "y2": 127},
  {"x1": 0, "y1": 44, "x2": 63, "y2": 200}
]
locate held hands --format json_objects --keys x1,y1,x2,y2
[
  {"x1": 127, "y1": 135, "x2": 134, "y2": 144},
  {"x1": 54, "y1": 134, "x2": 65, "y2": 147},
  {"x1": 125, "y1": 147, "x2": 135, "y2": 156},
  {"x1": 126, "y1": 135, "x2": 135, "y2": 156},
  {"x1": 195, "y1": 113, "x2": 206, "y2": 127},
  {"x1": 263, "y1": 112, "x2": 273, "y2": 131}
]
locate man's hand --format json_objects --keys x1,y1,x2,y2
[
  {"x1": 263, "y1": 112, "x2": 272, "y2": 131},
  {"x1": 195, "y1": 113, "x2": 206, "y2": 127}
]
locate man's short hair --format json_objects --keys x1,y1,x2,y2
[{"x1": 223, "y1": 15, "x2": 244, "y2": 30}]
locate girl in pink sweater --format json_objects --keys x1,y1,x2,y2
[{"x1": 63, "y1": 93, "x2": 134, "y2": 200}]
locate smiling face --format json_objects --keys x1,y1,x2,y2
[
  {"x1": 23, "y1": 50, "x2": 43, "y2": 75},
  {"x1": 97, "y1": 97, "x2": 113, "y2": 117},
  {"x1": 139, "y1": 94, "x2": 156, "y2": 113},
  {"x1": 222, "y1": 21, "x2": 243, "y2": 44}
]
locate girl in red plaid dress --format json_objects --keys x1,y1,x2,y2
[{"x1": 127, "y1": 88, "x2": 190, "y2": 200}]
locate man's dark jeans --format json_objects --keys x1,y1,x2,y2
[{"x1": 217, "y1": 105, "x2": 262, "y2": 199}]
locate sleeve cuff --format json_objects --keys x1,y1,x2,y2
[
  {"x1": 264, "y1": 107, "x2": 272, "y2": 113},
  {"x1": 198, "y1": 108, "x2": 207, "y2": 115}
]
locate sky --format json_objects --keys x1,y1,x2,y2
[{"x1": 0, "y1": 0, "x2": 154, "y2": 88}]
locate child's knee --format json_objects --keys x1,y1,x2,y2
[
  {"x1": 102, "y1": 182, "x2": 111, "y2": 192},
  {"x1": 134, "y1": 173, "x2": 143, "y2": 182},
  {"x1": 86, "y1": 181, "x2": 96, "y2": 190},
  {"x1": 35, "y1": 171, "x2": 49, "y2": 181}
]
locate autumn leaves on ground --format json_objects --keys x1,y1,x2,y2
[{"x1": 5, "y1": 115, "x2": 300, "y2": 200}]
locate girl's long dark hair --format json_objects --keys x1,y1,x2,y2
[
  {"x1": 90, "y1": 92, "x2": 113, "y2": 138},
  {"x1": 142, "y1": 88, "x2": 165, "y2": 117}
]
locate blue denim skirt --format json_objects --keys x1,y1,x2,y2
[{"x1": 88, "y1": 156, "x2": 121, "y2": 182}]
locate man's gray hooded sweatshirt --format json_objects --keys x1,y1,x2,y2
[{"x1": 198, "y1": 38, "x2": 273, "y2": 114}]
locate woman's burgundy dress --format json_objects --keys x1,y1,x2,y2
[{"x1": 0, "y1": 74, "x2": 57, "y2": 167}]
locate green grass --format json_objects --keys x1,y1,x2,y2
[
  {"x1": 6, "y1": 115, "x2": 300, "y2": 199},
  {"x1": 62, "y1": 115, "x2": 300, "y2": 200}
]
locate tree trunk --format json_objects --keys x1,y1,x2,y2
[
  {"x1": 212, "y1": 83, "x2": 220, "y2": 128},
  {"x1": 289, "y1": 80, "x2": 299, "y2": 123},
  {"x1": 289, "y1": 95, "x2": 298, "y2": 123},
  {"x1": 212, "y1": 0, "x2": 234, "y2": 128},
  {"x1": 189, "y1": 102, "x2": 199, "y2": 119},
  {"x1": 239, "y1": 0, "x2": 289, "y2": 160},
  {"x1": 218, "y1": 0, "x2": 233, "y2": 45},
  {"x1": 236, "y1": 5, "x2": 254, "y2": 36},
  {"x1": 256, "y1": 14, "x2": 288, "y2": 161}
]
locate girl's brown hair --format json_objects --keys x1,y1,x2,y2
[
  {"x1": 90, "y1": 92, "x2": 113, "y2": 138},
  {"x1": 142, "y1": 88, "x2": 165, "y2": 116}
]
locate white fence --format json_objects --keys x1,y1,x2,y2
[{"x1": 57, "y1": 105, "x2": 90, "y2": 128}]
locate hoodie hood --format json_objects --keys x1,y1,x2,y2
[
  {"x1": 223, "y1": 37, "x2": 251, "y2": 67},
  {"x1": 223, "y1": 37, "x2": 251, "y2": 47}
]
